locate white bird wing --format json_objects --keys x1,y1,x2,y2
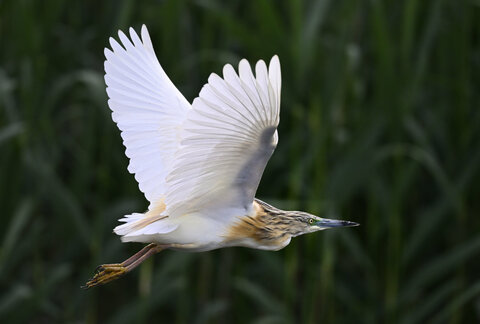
[
  {"x1": 104, "y1": 25, "x2": 190, "y2": 210},
  {"x1": 165, "y1": 56, "x2": 281, "y2": 218}
]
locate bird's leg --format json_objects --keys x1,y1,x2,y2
[
  {"x1": 83, "y1": 243, "x2": 165, "y2": 289},
  {"x1": 92, "y1": 243, "x2": 156, "y2": 272}
]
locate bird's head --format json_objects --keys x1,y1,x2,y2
[
  {"x1": 284, "y1": 211, "x2": 359, "y2": 237},
  {"x1": 253, "y1": 199, "x2": 359, "y2": 240}
]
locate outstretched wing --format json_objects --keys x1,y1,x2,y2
[
  {"x1": 165, "y1": 56, "x2": 281, "y2": 217},
  {"x1": 104, "y1": 25, "x2": 190, "y2": 209}
]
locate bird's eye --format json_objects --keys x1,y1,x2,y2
[{"x1": 308, "y1": 218, "x2": 315, "y2": 225}]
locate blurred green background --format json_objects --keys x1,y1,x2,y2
[{"x1": 1, "y1": 0, "x2": 480, "y2": 323}]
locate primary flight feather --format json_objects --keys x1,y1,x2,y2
[{"x1": 84, "y1": 25, "x2": 357, "y2": 288}]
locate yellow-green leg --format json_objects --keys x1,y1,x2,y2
[{"x1": 83, "y1": 243, "x2": 164, "y2": 289}]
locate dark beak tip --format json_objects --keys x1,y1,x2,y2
[
  {"x1": 337, "y1": 220, "x2": 360, "y2": 227},
  {"x1": 317, "y1": 219, "x2": 360, "y2": 228}
]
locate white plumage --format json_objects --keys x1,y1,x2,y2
[{"x1": 105, "y1": 25, "x2": 281, "y2": 247}]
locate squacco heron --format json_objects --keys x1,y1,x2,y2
[{"x1": 84, "y1": 25, "x2": 358, "y2": 288}]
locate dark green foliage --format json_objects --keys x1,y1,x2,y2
[{"x1": 1, "y1": 0, "x2": 479, "y2": 323}]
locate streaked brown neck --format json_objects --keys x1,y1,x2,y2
[{"x1": 225, "y1": 199, "x2": 296, "y2": 246}]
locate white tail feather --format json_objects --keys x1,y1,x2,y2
[{"x1": 114, "y1": 213, "x2": 178, "y2": 238}]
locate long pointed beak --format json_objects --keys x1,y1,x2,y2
[{"x1": 315, "y1": 218, "x2": 359, "y2": 228}]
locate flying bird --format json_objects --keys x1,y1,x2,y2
[{"x1": 84, "y1": 25, "x2": 358, "y2": 288}]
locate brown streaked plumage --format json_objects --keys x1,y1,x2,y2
[{"x1": 225, "y1": 200, "x2": 295, "y2": 249}]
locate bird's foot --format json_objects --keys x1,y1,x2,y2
[
  {"x1": 82, "y1": 244, "x2": 165, "y2": 289},
  {"x1": 82, "y1": 263, "x2": 127, "y2": 289}
]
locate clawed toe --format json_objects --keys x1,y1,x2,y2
[
  {"x1": 94, "y1": 263, "x2": 123, "y2": 274},
  {"x1": 83, "y1": 264, "x2": 127, "y2": 289},
  {"x1": 94, "y1": 265, "x2": 103, "y2": 274}
]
